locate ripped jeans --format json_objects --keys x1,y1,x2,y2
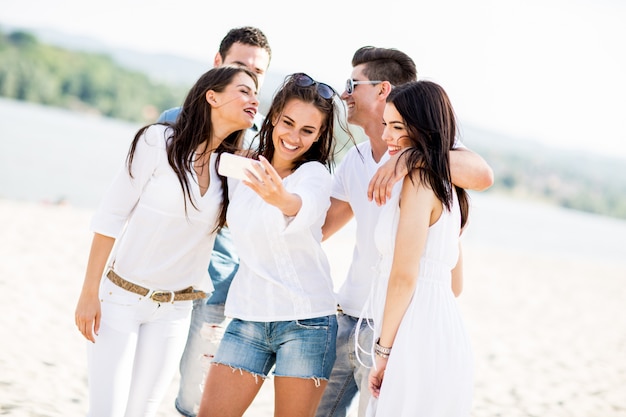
[
  {"x1": 213, "y1": 316, "x2": 338, "y2": 381},
  {"x1": 315, "y1": 312, "x2": 374, "y2": 417},
  {"x1": 175, "y1": 302, "x2": 230, "y2": 417}
]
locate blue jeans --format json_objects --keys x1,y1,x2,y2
[
  {"x1": 174, "y1": 302, "x2": 230, "y2": 417},
  {"x1": 214, "y1": 316, "x2": 338, "y2": 380},
  {"x1": 315, "y1": 313, "x2": 374, "y2": 417}
]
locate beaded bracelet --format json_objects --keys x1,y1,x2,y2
[{"x1": 374, "y1": 338, "x2": 392, "y2": 359}]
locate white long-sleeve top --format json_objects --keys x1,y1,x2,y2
[
  {"x1": 224, "y1": 161, "x2": 337, "y2": 321},
  {"x1": 90, "y1": 124, "x2": 220, "y2": 293}
]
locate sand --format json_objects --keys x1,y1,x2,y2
[{"x1": 1, "y1": 195, "x2": 625, "y2": 417}]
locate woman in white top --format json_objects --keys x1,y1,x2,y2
[
  {"x1": 365, "y1": 80, "x2": 473, "y2": 416},
  {"x1": 74, "y1": 65, "x2": 259, "y2": 417},
  {"x1": 198, "y1": 73, "x2": 354, "y2": 417}
]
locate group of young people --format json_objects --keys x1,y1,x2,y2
[{"x1": 74, "y1": 26, "x2": 494, "y2": 417}]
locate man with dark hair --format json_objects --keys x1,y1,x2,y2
[
  {"x1": 317, "y1": 46, "x2": 493, "y2": 417},
  {"x1": 156, "y1": 26, "x2": 271, "y2": 417}
]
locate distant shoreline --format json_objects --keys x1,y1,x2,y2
[{"x1": 2, "y1": 96, "x2": 626, "y2": 267}]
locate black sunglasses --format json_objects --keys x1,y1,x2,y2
[
  {"x1": 345, "y1": 78, "x2": 383, "y2": 95},
  {"x1": 293, "y1": 73, "x2": 336, "y2": 100}
]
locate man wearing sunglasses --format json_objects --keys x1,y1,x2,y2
[
  {"x1": 156, "y1": 26, "x2": 272, "y2": 417},
  {"x1": 318, "y1": 46, "x2": 494, "y2": 417}
]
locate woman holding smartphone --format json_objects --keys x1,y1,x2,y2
[{"x1": 198, "y1": 73, "x2": 354, "y2": 417}]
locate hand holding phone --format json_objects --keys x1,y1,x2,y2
[{"x1": 218, "y1": 153, "x2": 262, "y2": 181}]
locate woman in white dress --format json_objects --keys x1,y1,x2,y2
[{"x1": 364, "y1": 80, "x2": 473, "y2": 416}]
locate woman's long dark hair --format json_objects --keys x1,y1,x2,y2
[
  {"x1": 126, "y1": 65, "x2": 258, "y2": 231},
  {"x1": 387, "y1": 80, "x2": 469, "y2": 228},
  {"x1": 255, "y1": 73, "x2": 354, "y2": 172}
]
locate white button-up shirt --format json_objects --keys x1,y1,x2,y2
[
  {"x1": 225, "y1": 161, "x2": 337, "y2": 321},
  {"x1": 90, "y1": 125, "x2": 221, "y2": 293}
]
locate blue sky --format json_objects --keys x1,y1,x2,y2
[{"x1": 3, "y1": 0, "x2": 625, "y2": 159}]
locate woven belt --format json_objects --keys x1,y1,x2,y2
[{"x1": 106, "y1": 269, "x2": 206, "y2": 303}]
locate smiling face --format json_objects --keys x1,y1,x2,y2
[
  {"x1": 382, "y1": 102, "x2": 413, "y2": 156},
  {"x1": 271, "y1": 98, "x2": 325, "y2": 172},
  {"x1": 208, "y1": 71, "x2": 259, "y2": 132},
  {"x1": 341, "y1": 64, "x2": 383, "y2": 128}
]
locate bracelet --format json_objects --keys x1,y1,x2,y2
[
  {"x1": 375, "y1": 338, "x2": 392, "y2": 354},
  {"x1": 374, "y1": 338, "x2": 392, "y2": 358},
  {"x1": 375, "y1": 350, "x2": 390, "y2": 359}
]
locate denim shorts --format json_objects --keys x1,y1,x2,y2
[{"x1": 213, "y1": 315, "x2": 337, "y2": 380}]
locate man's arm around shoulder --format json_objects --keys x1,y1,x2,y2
[{"x1": 450, "y1": 147, "x2": 494, "y2": 191}]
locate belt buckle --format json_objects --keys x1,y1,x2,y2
[{"x1": 150, "y1": 290, "x2": 175, "y2": 303}]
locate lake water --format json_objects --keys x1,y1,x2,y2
[
  {"x1": 0, "y1": 97, "x2": 139, "y2": 208},
  {"x1": 1, "y1": 97, "x2": 625, "y2": 265}
]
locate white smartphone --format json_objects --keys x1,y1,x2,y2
[{"x1": 218, "y1": 153, "x2": 261, "y2": 181}]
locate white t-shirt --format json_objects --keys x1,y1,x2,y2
[
  {"x1": 90, "y1": 125, "x2": 219, "y2": 293},
  {"x1": 331, "y1": 141, "x2": 390, "y2": 318},
  {"x1": 225, "y1": 161, "x2": 338, "y2": 321}
]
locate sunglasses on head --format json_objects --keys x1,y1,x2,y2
[
  {"x1": 293, "y1": 73, "x2": 336, "y2": 100},
  {"x1": 345, "y1": 78, "x2": 383, "y2": 95}
]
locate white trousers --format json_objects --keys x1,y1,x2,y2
[{"x1": 86, "y1": 278, "x2": 192, "y2": 417}]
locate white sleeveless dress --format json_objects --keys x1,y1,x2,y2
[{"x1": 364, "y1": 184, "x2": 474, "y2": 417}]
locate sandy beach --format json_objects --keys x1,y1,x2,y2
[{"x1": 1, "y1": 193, "x2": 625, "y2": 417}]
